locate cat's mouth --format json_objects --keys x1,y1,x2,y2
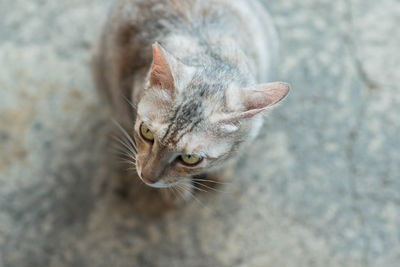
[
  {"x1": 136, "y1": 168, "x2": 179, "y2": 188},
  {"x1": 142, "y1": 180, "x2": 170, "y2": 188},
  {"x1": 140, "y1": 177, "x2": 180, "y2": 189}
]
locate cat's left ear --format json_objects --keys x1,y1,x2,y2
[
  {"x1": 150, "y1": 42, "x2": 195, "y2": 94},
  {"x1": 227, "y1": 82, "x2": 290, "y2": 119}
]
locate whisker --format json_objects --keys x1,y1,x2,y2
[
  {"x1": 118, "y1": 152, "x2": 137, "y2": 161},
  {"x1": 111, "y1": 152, "x2": 136, "y2": 164},
  {"x1": 111, "y1": 144, "x2": 137, "y2": 168},
  {"x1": 112, "y1": 135, "x2": 137, "y2": 156},
  {"x1": 118, "y1": 159, "x2": 137, "y2": 171},
  {"x1": 119, "y1": 135, "x2": 137, "y2": 153},
  {"x1": 168, "y1": 186, "x2": 178, "y2": 200},
  {"x1": 173, "y1": 185, "x2": 186, "y2": 200},
  {"x1": 123, "y1": 95, "x2": 137, "y2": 111},
  {"x1": 119, "y1": 159, "x2": 136, "y2": 165},
  {"x1": 112, "y1": 118, "x2": 138, "y2": 151},
  {"x1": 191, "y1": 181, "x2": 228, "y2": 194},
  {"x1": 111, "y1": 145, "x2": 137, "y2": 162},
  {"x1": 191, "y1": 178, "x2": 230, "y2": 185},
  {"x1": 183, "y1": 182, "x2": 208, "y2": 193},
  {"x1": 111, "y1": 143, "x2": 136, "y2": 157},
  {"x1": 112, "y1": 134, "x2": 136, "y2": 152},
  {"x1": 118, "y1": 159, "x2": 137, "y2": 168},
  {"x1": 176, "y1": 183, "x2": 206, "y2": 208}
]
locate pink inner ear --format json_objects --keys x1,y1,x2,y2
[
  {"x1": 244, "y1": 82, "x2": 290, "y2": 110},
  {"x1": 151, "y1": 44, "x2": 175, "y2": 90}
]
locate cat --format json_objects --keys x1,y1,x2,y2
[{"x1": 92, "y1": 0, "x2": 290, "y2": 201}]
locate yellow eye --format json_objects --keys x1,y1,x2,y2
[
  {"x1": 180, "y1": 154, "x2": 202, "y2": 166},
  {"x1": 140, "y1": 123, "x2": 154, "y2": 141}
]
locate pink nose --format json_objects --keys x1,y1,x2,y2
[
  {"x1": 137, "y1": 170, "x2": 155, "y2": 185},
  {"x1": 141, "y1": 176, "x2": 156, "y2": 185}
]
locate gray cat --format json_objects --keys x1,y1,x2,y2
[{"x1": 92, "y1": 0, "x2": 290, "y2": 199}]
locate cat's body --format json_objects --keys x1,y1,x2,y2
[{"x1": 93, "y1": 0, "x2": 289, "y2": 198}]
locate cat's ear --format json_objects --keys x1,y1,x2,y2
[
  {"x1": 226, "y1": 82, "x2": 290, "y2": 119},
  {"x1": 150, "y1": 43, "x2": 176, "y2": 90},
  {"x1": 150, "y1": 42, "x2": 195, "y2": 94}
]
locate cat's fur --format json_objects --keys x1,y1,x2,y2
[{"x1": 92, "y1": 0, "x2": 290, "y2": 196}]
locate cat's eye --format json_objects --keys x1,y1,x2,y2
[
  {"x1": 140, "y1": 123, "x2": 154, "y2": 141},
  {"x1": 180, "y1": 154, "x2": 202, "y2": 166}
]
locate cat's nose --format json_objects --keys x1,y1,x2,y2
[
  {"x1": 140, "y1": 161, "x2": 163, "y2": 185},
  {"x1": 141, "y1": 176, "x2": 156, "y2": 185},
  {"x1": 139, "y1": 169, "x2": 158, "y2": 184}
]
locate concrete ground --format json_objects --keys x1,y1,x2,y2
[{"x1": 1, "y1": 0, "x2": 399, "y2": 266}]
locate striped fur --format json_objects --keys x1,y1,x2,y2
[{"x1": 92, "y1": 0, "x2": 289, "y2": 189}]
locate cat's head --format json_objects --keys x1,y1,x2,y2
[{"x1": 132, "y1": 43, "x2": 289, "y2": 188}]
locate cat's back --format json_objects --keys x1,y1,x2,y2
[
  {"x1": 107, "y1": 0, "x2": 278, "y2": 80},
  {"x1": 93, "y1": 0, "x2": 278, "y2": 125}
]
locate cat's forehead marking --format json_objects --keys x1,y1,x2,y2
[{"x1": 160, "y1": 98, "x2": 204, "y2": 144}]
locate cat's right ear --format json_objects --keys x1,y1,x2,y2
[
  {"x1": 224, "y1": 82, "x2": 290, "y2": 120},
  {"x1": 240, "y1": 82, "x2": 290, "y2": 118},
  {"x1": 150, "y1": 42, "x2": 195, "y2": 95}
]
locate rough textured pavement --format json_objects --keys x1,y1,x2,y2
[{"x1": 1, "y1": 0, "x2": 399, "y2": 266}]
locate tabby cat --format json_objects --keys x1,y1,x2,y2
[{"x1": 92, "y1": 0, "x2": 290, "y2": 196}]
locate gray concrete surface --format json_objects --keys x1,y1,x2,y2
[{"x1": 1, "y1": 0, "x2": 399, "y2": 266}]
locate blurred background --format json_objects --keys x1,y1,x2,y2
[{"x1": 0, "y1": 0, "x2": 399, "y2": 266}]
